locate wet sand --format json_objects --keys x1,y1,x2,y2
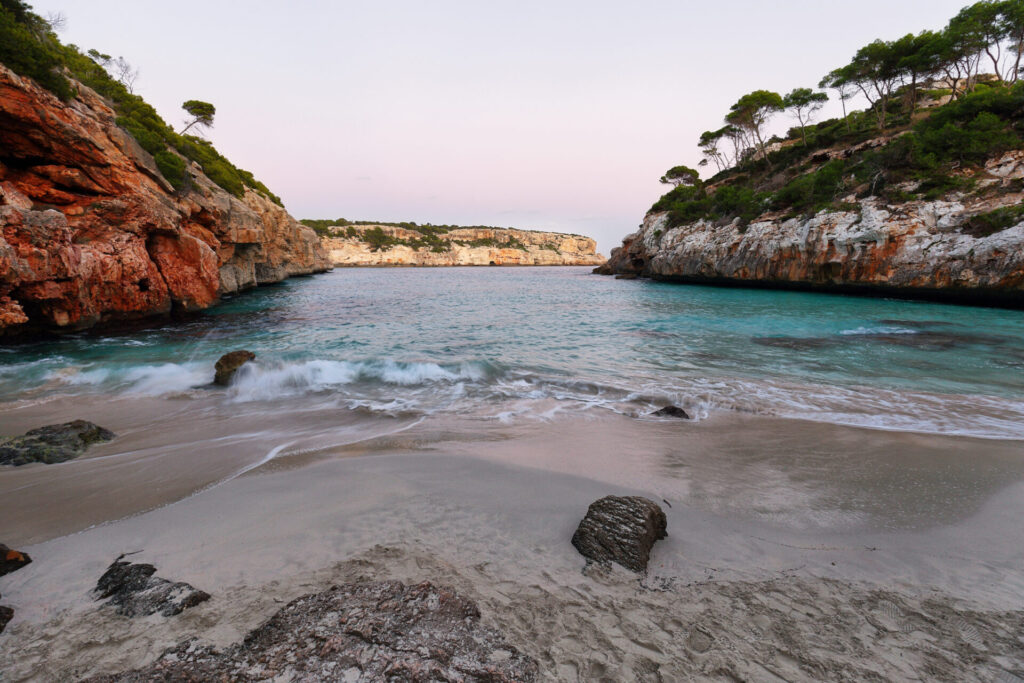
[{"x1": 1, "y1": 406, "x2": 1024, "y2": 680}]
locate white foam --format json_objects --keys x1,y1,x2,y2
[
  {"x1": 839, "y1": 326, "x2": 918, "y2": 336},
  {"x1": 122, "y1": 363, "x2": 211, "y2": 396},
  {"x1": 226, "y1": 359, "x2": 493, "y2": 402}
]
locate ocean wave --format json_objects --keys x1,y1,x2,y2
[
  {"x1": 227, "y1": 358, "x2": 496, "y2": 402},
  {"x1": 480, "y1": 372, "x2": 1024, "y2": 440},
  {"x1": 839, "y1": 326, "x2": 918, "y2": 336},
  {"x1": 12, "y1": 353, "x2": 1024, "y2": 440}
]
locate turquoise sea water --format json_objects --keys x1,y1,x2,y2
[{"x1": 2, "y1": 267, "x2": 1024, "y2": 439}]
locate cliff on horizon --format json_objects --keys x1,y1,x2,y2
[
  {"x1": 0, "y1": 4, "x2": 330, "y2": 336},
  {"x1": 599, "y1": 2, "x2": 1024, "y2": 307},
  {"x1": 309, "y1": 221, "x2": 605, "y2": 267}
]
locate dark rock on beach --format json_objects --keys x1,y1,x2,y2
[
  {"x1": 0, "y1": 544, "x2": 32, "y2": 576},
  {"x1": 0, "y1": 420, "x2": 115, "y2": 467},
  {"x1": 93, "y1": 559, "x2": 210, "y2": 618},
  {"x1": 572, "y1": 496, "x2": 668, "y2": 573},
  {"x1": 214, "y1": 350, "x2": 256, "y2": 386},
  {"x1": 84, "y1": 580, "x2": 538, "y2": 682},
  {"x1": 0, "y1": 604, "x2": 12, "y2": 633},
  {"x1": 651, "y1": 405, "x2": 691, "y2": 419}
]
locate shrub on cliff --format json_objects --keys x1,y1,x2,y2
[
  {"x1": 0, "y1": 1, "x2": 73, "y2": 99},
  {"x1": 154, "y1": 151, "x2": 186, "y2": 190}
]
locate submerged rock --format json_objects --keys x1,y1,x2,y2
[
  {"x1": 213, "y1": 350, "x2": 256, "y2": 386},
  {"x1": 93, "y1": 559, "x2": 210, "y2": 618},
  {"x1": 85, "y1": 580, "x2": 538, "y2": 682},
  {"x1": 0, "y1": 604, "x2": 12, "y2": 633},
  {"x1": 572, "y1": 496, "x2": 668, "y2": 573},
  {"x1": 651, "y1": 405, "x2": 691, "y2": 419},
  {"x1": 0, "y1": 420, "x2": 115, "y2": 466}
]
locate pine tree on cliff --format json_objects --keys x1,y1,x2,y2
[
  {"x1": 782, "y1": 88, "x2": 828, "y2": 146},
  {"x1": 725, "y1": 90, "x2": 783, "y2": 164},
  {"x1": 180, "y1": 100, "x2": 216, "y2": 136}
]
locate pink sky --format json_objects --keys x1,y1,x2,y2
[{"x1": 34, "y1": 0, "x2": 971, "y2": 254}]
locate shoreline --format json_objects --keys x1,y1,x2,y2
[
  {"x1": 597, "y1": 271, "x2": 1024, "y2": 311},
  {"x1": 2, "y1": 440, "x2": 1023, "y2": 680}
]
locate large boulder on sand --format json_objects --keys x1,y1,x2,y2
[
  {"x1": 84, "y1": 580, "x2": 538, "y2": 682},
  {"x1": 0, "y1": 420, "x2": 115, "y2": 466},
  {"x1": 0, "y1": 544, "x2": 32, "y2": 576},
  {"x1": 572, "y1": 496, "x2": 668, "y2": 573},
  {"x1": 213, "y1": 350, "x2": 256, "y2": 386},
  {"x1": 93, "y1": 559, "x2": 211, "y2": 618}
]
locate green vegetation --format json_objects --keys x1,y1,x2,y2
[
  {"x1": 454, "y1": 236, "x2": 527, "y2": 250},
  {"x1": 180, "y1": 100, "x2": 215, "y2": 135},
  {"x1": 0, "y1": 1, "x2": 280, "y2": 204},
  {"x1": 300, "y1": 218, "x2": 562, "y2": 253},
  {"x1": 964, "y1": 204, "x2": 1024, "y2": 236},
  {"x1": 655, "y1": 0, "x2": 1024, "y2": 233}
]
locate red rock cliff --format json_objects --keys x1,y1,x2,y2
[{"x1": 0, "y1": 65, "x2": 331, "y2": 335}]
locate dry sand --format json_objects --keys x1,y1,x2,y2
[{"x1": 1, "y1": 411, "x2": 1023, "y2": 681}]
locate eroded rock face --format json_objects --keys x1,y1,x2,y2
[
  {"x1": 85, "y1": 580, "x2": 538, "y2": 682},
  {"x1": 0, "y1": 65, "x2": 330, "y2": 336},
  {"x1": 598, "y1": 153, "x2": 1024, "y2": 306},
  {"x1": 0, "y1": 544, "x2": 32, "y2": 576},
  {"x1": 323, "y1": 224, "x2": 606, "y2": 267},
  {"x1": 0, "y1": 604, "x2": 12, "y2": 633},
  {"x1": 572, "y1": 496, "x2": 668, "y2": 573},
  {"x1": 93, "y1": 559, "x2": 211, "y2": 618},
  {"x1": 214, "y1": 350, "x2": 256, "y2": 386},
  {"x1": 0, "y1": 420, "x2": 115, "y2": 466}
]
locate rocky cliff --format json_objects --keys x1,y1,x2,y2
[
  {"x1": 322, "y1": 225, "x2": 604, "y2": 267},
  {"x1": 598, "y1": 152, "x2": 1024, "y2": 307},
  {"x1": 0, "y1": 65, "x2": 330, "y2": 335}
]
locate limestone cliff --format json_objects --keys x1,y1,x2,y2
[
  {"x1": 598, "y1": 152, "x2": 1024, "y2": 307},
  {"x1": 322, "y1": 225, "x2": 605, "y2": 267},
  {"x1": 0, "y1": 65, "x2": 330, "y2": 335}
]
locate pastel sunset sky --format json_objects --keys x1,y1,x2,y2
[{"x1": 33, "y1": 0, "x2": 969, "y2": 253}]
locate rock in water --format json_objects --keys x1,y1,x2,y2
[
  {"x1": 0, "y1": 605, "x2": 12, "y2": 633},
  {"x1": 93, "y1": 559, "x2": 210, "y2": 617},
  {"x1": 213, "y1": 350, "x2": 256, "y2": 386},
  {"x1": 0, "y1": 421, "x2": 115, "y2": 466},
  {"x1": 651, "y1": 405, "x2": 691, "y2": 419},
  {"x1": 572, "y1": 496, "x2": 668, "y2": 573},
  {"x1": 84, "y1": 580, "x2": 538, "y2": 682},
  {"x1": 0, "y1": 544, "x2": 32, "y2": 576}
]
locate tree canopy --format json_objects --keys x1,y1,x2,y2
[
  {"x1": 683, "y1": 0, "x2": 1024, "y2": 184},
  {"x1": 180, "y1": 100, "x2": 216, "y2": 135},
  {"x1": 725, "y1": 90, "x2": 784, "y2": 164},
  {"x1": 659, "y1": 165, "x2": 701, "y2": 188},
  {"x1": 783, "y1": 88, "x2": 829, "y2": 145}
]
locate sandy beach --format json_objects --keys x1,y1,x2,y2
[{"x1": 2, "y1": 404, "x2": 1023, "y2": 681}]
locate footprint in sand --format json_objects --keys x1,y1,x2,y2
[
  {"x1": 953, "y1": 617, "x2": 986, "y2": 650},
  {"x1": 686, "y1": 626, "x2": 714, "y2": 653},
  {"x1": 876, "y1": 599, "x2": 917, "y2": 634}
]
